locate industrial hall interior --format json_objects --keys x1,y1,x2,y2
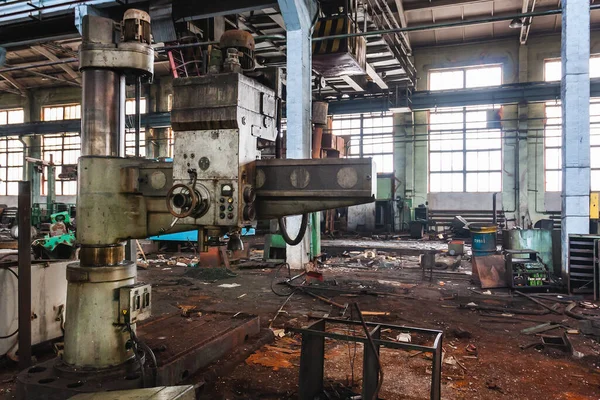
[{"x1": 3, "y1": 0, "x2": 600, "y2": 399}]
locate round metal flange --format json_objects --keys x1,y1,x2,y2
[
  {"x1": 67, "y1": 261, "x2": 136, "y2": 283},
  {"x1": 79, "y1": 42, "x2": 153, "y2": 76},
  {"x1": 79, "y1": 244, "x2": 125, "y2": 267}
]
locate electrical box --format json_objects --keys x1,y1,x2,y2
[
  {"x1": 118, "y1": 283, "x2": 151, "y2": 325},
  {"x1": 591, "y1": 192, "x2": 599, "y2": 219}
]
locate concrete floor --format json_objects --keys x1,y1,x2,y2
[{"x1": 1, "y1": 242, "x2": 600, "y2": 399}]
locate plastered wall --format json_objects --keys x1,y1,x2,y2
[{"x1": 392, "y1": 31, "x2": 600, "y2": 229}]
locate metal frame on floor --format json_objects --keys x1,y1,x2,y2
[{"x1": 289, "y1": 317, "x2": 443, "y2": 400}]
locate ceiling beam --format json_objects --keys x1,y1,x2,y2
[
  {"x1": 393, "y1": 0, "x2": 412, "y2": 52},
  {"x1": 366, "y1": 63, "x2": 388, "y2": 89},
  {"x1": 31, "y1": 45, "x2": 81, "y2": 83},
  {"x1": 0, "y1": 72, "x2": 26, "y2": 96},
  {"x1": 262, "y1": 7, "x2": 286, "y2": 29},
  {"x1": 340, "y1": 75, "x2": 365, "y2": 92},
  {"x1": 173, "y1": 0, "x2": 278, "y2": 21},
  {"x1": 403, "y1": 0, "x2": 493, "y2": 12}
]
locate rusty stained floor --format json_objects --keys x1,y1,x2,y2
[{"x1": 2, "y1": 246, "x2": 600, "y2": 400}]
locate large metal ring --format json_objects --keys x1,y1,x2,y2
[{"x1": 166, "y1": 183, "x2": 199, "y2": 218}]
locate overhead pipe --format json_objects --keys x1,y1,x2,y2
[
  {"x1": 0, "y1": 0, "x2": 93, "y2": 20},
  {"x1": 313, "y1": 5, "x2": 600, "y2": 42}
]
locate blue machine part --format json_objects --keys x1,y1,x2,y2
[{"x1": 148, "y1": 227, "x2": 255, "y2": 242}]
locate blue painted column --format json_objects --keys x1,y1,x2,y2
[
  {"x1": 278, "y1": 0, "x2": 318, "y2": 268},
  {"x1": 561, "y1": 0, "x2": 591, "y2": 274}
]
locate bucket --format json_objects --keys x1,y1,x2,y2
[
  {"x1": 448, "y1": 240, "x2": 464, "y2": 255},
  {"x1": 469, "y1": 224, "x2": 497, "y2": 256}
]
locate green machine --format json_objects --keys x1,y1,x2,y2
[
  {"x1": 32, "y1": 211, "x2": 76, "y2": 259},
  {"x1": 27, "y1": 156, "x2": 76, "y2": 229}
]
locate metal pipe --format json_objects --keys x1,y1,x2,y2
[
  {"x1": 17, "y1": 180, "x2": 31, "y2": 369},
  {"x1": 81, "y1": 69, "x2": 124, "y2": 157},
  {"x1": 134, "y1": 76, "x2": 141, "y2": 157},
  {"x1": 0, "y1": 0, "x2": 91, "y2": 20},
  {"x1": 492, "y1": 192, "x2": 499, "y2": 225},
  {"x1": 313, "y1": 6, "x2": 600, "y2": 41}
]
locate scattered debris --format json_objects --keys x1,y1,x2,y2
[
  {"x1": 515, "y1": 290, "x2": 562, "y2": 315},
  {"x1": 444, "y1": 355, "x2": 457, "y2": 365},
  {"x1": 486, "y1": 379, "x2": 506, "y2": 394},
  {"x1": 450, "y1": 327, "x2": 472, "y2": 339},
  {"x1": 245, "y1": 337, "x2": 300, "y2": 371},
  {"x1": 465, "y1": 344, "x2": 478, "y2": 355},
  {"x1": 579, "y1": 301, "x2": 599, "y2": 310},
  {"x1": 185, "y1": 267, "x2": 237, "y2": 281},
  {"x1": 270, "y1": 328, "x2": 286, "y2": 338},
  {"x1": 521, "y1": 323, "x2": 560, "y2": 336},
  {"x1": 361, "y1": 311, "x2": 391, "y2": 317},
  {"x1": 177, "y1": 304, "x2": 197, "y2": 317},
  {"x1": 396, "y1": 332, "x2": 411, "y2": 343},
  {"x1": 218, "y1": 283, "x2": 241, "y2": 288},
  {"x1": 237, "y1": 293, "x2": 247, "y2": 299}
]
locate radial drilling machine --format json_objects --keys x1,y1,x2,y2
[{"x1": 18, "y1": 10, "x2": 376, "y2": 399}]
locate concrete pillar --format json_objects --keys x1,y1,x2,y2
[
  {"x1": 278, "y1": 0, "x2": 317, "y2": 268},
  {"x1": 501, "y1": 105, "x2": 518, "y2": 225},
  {"x1": 393, "y1": 113, "x2": 409, "y2": 229},
  {"x1": 561, "y1": 0, "x2": 591, "y2": 273},
  {"x1": 527, "y1": 103, "x2": 547, "y2": 222},
  {"x1": 413, "y1": 111, "x2": 428, "y2": 206}
]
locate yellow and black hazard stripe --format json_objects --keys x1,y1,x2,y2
[{"x1": 312, "y1": 16, "x2": 349, "y2": 55}]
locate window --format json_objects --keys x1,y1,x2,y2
[
  {"x1": 42, "y1": 104, "x2": 81, "y2": 121},
  {"x1": 428, "y1": 66, "x2": 503, "y2": 192},
  {"x1": 41, "y1": 134, "x2": 80, "y2": 196},
  {"x1": 544, "y1": 57, "x2": 600, "y2": 82},
  {"x1": 543, "y1": 56, "x2": 600, "y2": 191},
  {"x1": 0, "y1": 108, "x2": 24, "y2": 125},
  {"x1": 125, "y1": 98, "x2": 147, "y2": 157},
  {"x1": 544, "y1": 101, "x2": 600, "y2": 192},
  {"x1": 429, "y1": 65, "x2": 502, "y2": 91},
  {"x1": 0, "y1": 109, "x2": 25, "y2": 195},
  {"x1": 331, "y1": 112, "x2": 394, "y2": 173},
  {"x1": 0, "y1": 138, "x2": 25, "y2": 195},
  {"x1": 41, "y1": 104, "x2": 81, "y2": 195}
]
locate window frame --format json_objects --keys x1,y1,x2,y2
[
  {"x1": 428, "y1": 65, "x2": 504, "y2": 193},
  {"x1": 428, "y1": 64, "x2": 503, "y2": 91},
  {"x1": 124, "y1": 98, "x2": 147, "y2": 157},
  {"x1": 41, "y1": 104, "x2": 82, "y2": 196},
  {"x1": 331, "y1": 112, "x2": 394, "y2": 174},
  {"x1": 42, "y1": 103, "x2": 81, "y2": 121},
  {"x1": 0, "y1": 109, "x2": 25, "y2": 195}
]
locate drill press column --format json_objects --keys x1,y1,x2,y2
[{"x1": 63, "y1": 9, "x2": 154, "y2": 369}]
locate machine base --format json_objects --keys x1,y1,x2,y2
[
  {"x1": 17, "y1": 356, "x2": 143, "y2": 400},
  {"x1": 17, "y1": 312, "x2": 260, "y2": 399},
  {"x1": 137, "y1": 311, "x2": 260, "y2": 385}
]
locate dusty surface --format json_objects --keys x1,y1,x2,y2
[{"x1": 2, "y1": 248, "x2": 600, "y2": 399}]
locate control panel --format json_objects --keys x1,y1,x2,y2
[{"x1": 118, "y1": 283, "x2": 152, "y2": 325}]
